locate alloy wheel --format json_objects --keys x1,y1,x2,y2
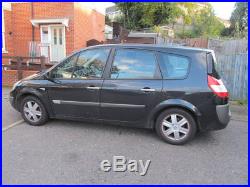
[
  {"x1": 23, "y1": 101, "x2": 42, "y2": 122},
  {"x1": 161, "y1": 114, "x2": 190, "y2": 141}
]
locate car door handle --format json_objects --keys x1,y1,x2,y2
[
  {"x1": 86, "y1": 86, "x2": 100, "y2": 90},
  {"x1": 140, "y1": 88, "x2": 155, "y2": 92}
]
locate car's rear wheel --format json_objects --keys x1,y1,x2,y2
[
  {"x1": 155, "y1": 108, "x2": 197, "y2": 145},
  {"x1": 21, "y1": 96, "x2": 48, "y2": 126}
]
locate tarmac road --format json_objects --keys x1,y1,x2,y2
[{"x1": 2, "y1": 87, "x2": 248, "y2": 184}]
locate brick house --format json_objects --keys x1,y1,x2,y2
[{"x1": 2, "y1": 2, "x2": 105, "y2": 64}]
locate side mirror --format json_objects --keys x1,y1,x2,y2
[
  {"x1": 44, "y1": 71, "x2": 62, "y2": 84},
  {"x1": 44, "y1": 71, "x2": 54, "y2": 81},
  {"x1": 44, "y1": 71, "x2": 51, "y2": 79}
]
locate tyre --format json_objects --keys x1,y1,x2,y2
[
  {"x1": 21, "y1": 96, "x2": 48, "y2": 126},
  {"x1": 155, "y1": 108, "x2": 197, "y2": 145}
]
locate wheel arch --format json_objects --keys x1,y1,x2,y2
[
  {"x1": 148, "y1": 99, "x2": 201, "y2": 130},
  {"x1": 16, "y1": 87, "x2": 53, "y2": 117}
]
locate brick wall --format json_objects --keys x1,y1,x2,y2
[
  {"x1": 2, "y1": 70, "x2": 18, "y2": 86},
  {"x1": 2, "y1": 70, "x2": 38, "y2": 86},
  {"x1": 2, "y1": 9, "x2": 14, "y2": 65},
  {"x1": 22, "y1": 70, "x2": 39, "y2": 78},
  {"x1": 11, "y1": 2, "x2": 75, "y2": 57},
  {"x1": 7, "y1": 2, "x2": 104, "y2": 58},
  {"x1": 32, "y1": 2, "x2": 75, "y2": 55},
  {"x1": 11, "y1": 3, "x2": 32, "y2": 57},
  {"x1": 73, "y1": 3, "x2": 105, "y2": 50}
]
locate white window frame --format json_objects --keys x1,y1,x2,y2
[
  {"x1": 2, "y1": 8, "x2": 7, "y2": 53},
  {"x1": 40, "y1": 25, "x2": 50, "y2": 58}
]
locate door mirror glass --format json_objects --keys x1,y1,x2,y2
[{"x1": 43, "y1": 71, "x2": 50, "y2": 79}]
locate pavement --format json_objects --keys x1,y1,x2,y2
[
  {"x1": 2, "y1": 87, "x2": 248, "y2": 184},
  {"x1": 2, "y1": 87, "x2": 23, "y2": 128}
]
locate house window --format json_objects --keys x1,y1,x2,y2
[
  {"x1": 41, "y1": 27, "x2": 49, "y2": 43},
  {"x1": 53, "y1": 29, "x2": 57, "y2": 45},
  {"x1": 59, "y1": 28, "x2": 63, "y2": 45},
  {"x1": 40, "y1": 26, "x2": 49, "y2": 58},
  {"x1": 2, "y1": 8, "x2": 7, "y2": 53}
]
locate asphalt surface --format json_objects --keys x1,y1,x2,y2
[
  {"x1": 2, "y1": 87, "x2": 248, "y2": 184},
  {"x1": 2, "y1": 88, "x2": 23, "y2": 128}
]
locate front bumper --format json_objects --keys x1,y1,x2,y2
[
  {"x1": 9, "y1": 91, "x2": 18, "y2": 111},
  {"x1": 9, "y1": 96, "x2": 15, "y2": 108}
]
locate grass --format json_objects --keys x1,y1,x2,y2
[
  {"x1": 235, "y1": 100, "x2": 248, "y2": 106},
  {"x1": 231, "y1": 99, "x2": 247, "y2": 106}
]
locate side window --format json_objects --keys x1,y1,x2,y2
[
  {"x1": 73, "y1": 48, "x2": 110, "y2": 79},
  {"x1": 51, "y1": 53, "x2": 79, "y2": 79},
  {"x1": 159, "y1": 53, "x2": 190, "y2": 79},
  {"x1": 207, "y1": 52, "x2": 220, "y2": 79},
  {"x1": 110, "y1": 49, "x2": 158, "y2": 79}
]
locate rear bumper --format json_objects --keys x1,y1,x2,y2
[
  {"x1": 199, "y1": 103, "x2": 231, "y2": 131},
  {"x1": 216, "y1": 103, "x2": 231, "y2": 126}
]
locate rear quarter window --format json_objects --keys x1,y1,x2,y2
[
  {"x1": 158, "y1": 53, "x2": 190, "y2": 79},
  {"x1": 207, "y1": 52, "x2": 220, "y2": 79}
]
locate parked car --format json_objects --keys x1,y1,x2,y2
[{"x1": 9, "y1": 44, "x2": 231, "y2": 145}]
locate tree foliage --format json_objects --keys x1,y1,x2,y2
[
  {"x1": 228, "y1": 2, "x2": 248, "y2": 38},
  {"x1": 115, "y1": 3, "x2": 227, "y2": 38},
  {"x1": 192, "y1": 4, "x2": 225, "y2": 37},
  {"x1": 105, "y1": 15, "x2": 112, "y2": 26},
  {"x1": 115, "y1": 3, "x2": 182, "y2": 30},
  {"x1": 178, "y1": 3, "x2": 198, "y2": 32}
]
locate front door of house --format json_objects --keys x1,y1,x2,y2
[{"x1": 50, "y1": 26, "x2": 66, "y2": 62}]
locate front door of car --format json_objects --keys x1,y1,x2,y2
[
  {"x1": 100, "y1": 48, "x2": 163, "y2": 125},
  {"x1": 47, "y1": 48, "x2": 111, "y2": 119}
]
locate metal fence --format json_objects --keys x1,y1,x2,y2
[{"x1": 215, "y1": 53, "x2": 248, "y2": 100}]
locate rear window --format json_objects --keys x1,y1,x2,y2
[
  {"x1": 207, "y1": 52, "x2": 220, "y2": 79},
  {"x1": 158, "y1": 53, "x2": 190, "y2": 79}
]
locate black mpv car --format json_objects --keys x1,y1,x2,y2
[{"x1": 10, "y1": 44, "x2": 231, "y2": 145}]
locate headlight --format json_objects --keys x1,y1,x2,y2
[{"x1": 12, "y1": 80, "x2": 21, "y2": 91}]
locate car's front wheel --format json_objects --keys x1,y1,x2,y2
[
  {"x1": 155, "y1": 108, "x2": 197, "y2": 145},
  {"x1": 21, "y1": 96, "x2": 48, "y2": 126}
]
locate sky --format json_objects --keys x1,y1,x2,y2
[
  {"x1": 91, "y1": 2, "x2": 235, "y2": 20},
  {"x1": 82, "y1": 2, "x2": 115, "y2": 14},
  {"x1": 210, "y1": 2, "x2": 235, "y2": 20}
]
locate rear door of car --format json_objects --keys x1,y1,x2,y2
[{"x1": 100, "y1": 47, "x2": 163, "y2": 126}]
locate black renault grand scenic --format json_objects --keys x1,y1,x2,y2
[{"x1": 9, "y1": 44, "x2": 231, "y2": 145}]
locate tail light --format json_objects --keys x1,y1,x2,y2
[{"x1": 208, "y1": 75, "x2": 229, "y2": 98}]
